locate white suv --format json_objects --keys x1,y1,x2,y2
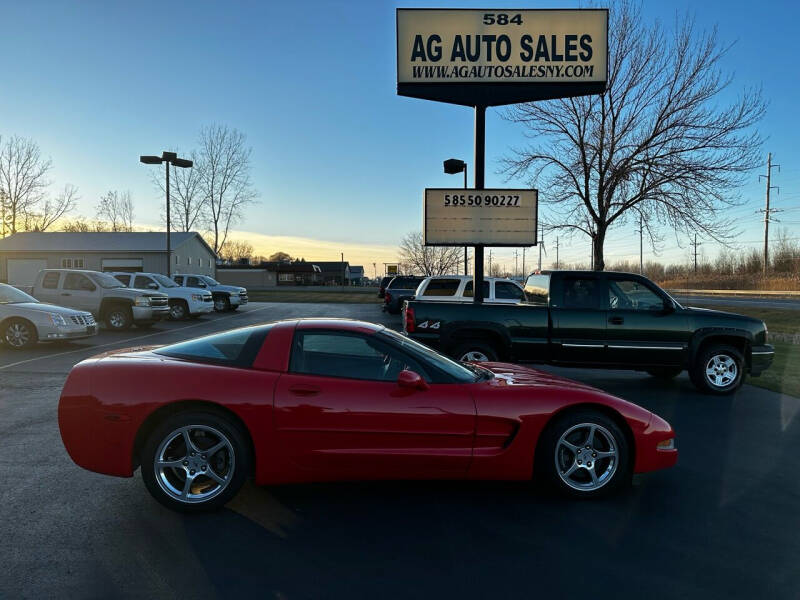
[
  {"x1": 414, "y1": 275, "x2": 526, "y2": 304},
  {"x1": 111, "y1": 272, "x2": 214, "y2": 320}
]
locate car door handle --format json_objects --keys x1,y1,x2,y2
[
  {"x1": 288, "y1": 385, "x2": 321, "y2": 397},
  {"x1": 608, "y1": 316, "x2": 624, "y2": 325}
]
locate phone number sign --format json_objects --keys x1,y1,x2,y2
[{"x1": 424, "y1": 188, "x2": 538, "y2": 246}]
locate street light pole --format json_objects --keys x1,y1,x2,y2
[
  {"x1": 444, "y1": 158, "x2": 469, "y2": 277},
  {"x1": 140, "y1": 152, "x2": 193, "y2": 278}
]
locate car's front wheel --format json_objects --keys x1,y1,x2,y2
[
  {"x1": 2, "y1": 318, "x2": 38, "y2": 349},
  {"x1": 140, "y1": 411, "x2": 250, "y2": 512},
  {"x1": 104, "y1": 305, "x2": 132, "y2": 330},
  {"x1": 213, "y1": 295, "x2": 231, "y2": 312},
  {"x1": 690, "y1": 344, "x2": 744, "y2": 395},
  {"x1": 538, "y1": 410, "x2": 631, "y2": 498},
  {"x1": 169, "y1": 300, "x2": 189, "y2": 320}
]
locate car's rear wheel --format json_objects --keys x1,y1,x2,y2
[
  {"x1": 2, "y1": 318, "x2": 38, "y2": 349},
  {"x1": 169, "y1": 300, "x2": 189, "y2": 320},
  {"x1": 538, "y1": 410, "x2": 631, "y2": 498},
  {"x1": 690, "y1": 344, "x2": 744, "y2": 395},
  {"x1": 453, "y1": 340, "x2": 499, "y2": 363},
  {"x1": 646, "y1": 367, "x2": 683, "y2": 379},
  {"x1": 140, "y1": 411, "x2": 250, "y2": 512},
  {"x1": 104, "y1": 305, "x2": 132, "y2": 330}
]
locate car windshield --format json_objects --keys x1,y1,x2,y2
[
  {"x1": 0, "y1": 284, "x2": 38, "y2": 304},
  {"x1": 153, "y1": 274, "x2": 178, "y2": 288},
  {"x1": 88, "y1": 272, "x2": 125, "y2": 289},
  {"x1": 201, "y1": 276, "x2": 220, "y2": 286},
  {"x1": 377, "y1": 328, "x2": 479, "y2": 383}
]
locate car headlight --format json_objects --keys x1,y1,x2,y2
[
  {"x1": 191, "y1": 294, "x2": 203, "y2": 302},
  {"x1": 656, "y1": 438, "x2": 675, "y2": 450},
  {"x1": 134, "y1": 296, "x2": 151, "y2": 307},
  {"x1": 48, "y1": 313, "x2": 68, "y2": 327}
]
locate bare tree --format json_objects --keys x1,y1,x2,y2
[
  {"x1": 502, "y1": 2, "x2": 765, "y2": 270},
  {"x1": 96, "y1": 190, "x2": 135, "y2": 232},
  {"x1": 398, "y1": 231, "x2": 463, "y2": 276},
  {"x1": 196, "y1": 125, "x2": 258, "y2": 253},
  {"x1": 24, "y1": 184, "x2": 79, "y2": 231},
  {"x1": 219, "y1": 239, "x2": 254, "y2": 262},
  {"x1": 0, "y1": 135, "x2": 53, "y2": 234},
  {"x1": 151, "y1": 150, "x2": 206, "y2": 232}
]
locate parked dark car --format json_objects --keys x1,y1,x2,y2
[
  {"x1": 383, "y1": 275, "x2": 425, "y2": 314},
  {"x1": 377, "y1": 276, "x2": 394, "y2": 298},
  {"x1": 404, "y1": 270, "x2": 774, "y2": 395}
]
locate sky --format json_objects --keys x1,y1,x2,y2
[{"x1": 1, "y1": 0, "x2": 798, "y2": 276}]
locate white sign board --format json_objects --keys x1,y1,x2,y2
[
  {"x1": 424, "y1": 189, "x2": 538, "y2": 246},
  {"x1": 397, "y1": 8, "x2": 608, "y2": 105}
]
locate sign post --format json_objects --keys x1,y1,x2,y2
[{"x1": 397, "y1": 8, "x2": 608, "y2": 303}]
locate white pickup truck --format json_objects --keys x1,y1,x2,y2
[
  {"x1": 172, "y1": 274, "x2": 248, "y2": 312},
  {"x1": 413, "y1": 275, "x2": 526, "y2": 304},
  {"x1": 110, "y1": 272, "x2": 214, "y2": 320}
]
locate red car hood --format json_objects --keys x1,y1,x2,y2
[{"x1": 477, "y1": 362, "x2": 602, "y2": 393}]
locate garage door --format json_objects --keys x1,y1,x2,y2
[{"x1": 7, "y1": 259, "x2": 48, "y2": 287}]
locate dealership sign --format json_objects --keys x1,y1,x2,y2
[
  {"x1": 424, "y1": 188, "x2": 538, "y2": 246},
  {"x1": 397, "y1": 8, "x2": 608, "y2": 106}
]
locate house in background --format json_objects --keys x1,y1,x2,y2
[
  {"x1": 0, "y1": 231, "x2": 216, "y2": 287},
  {"x1": 314, "y1": 261, "x2": 350, "y2": 286},
  {"x1": 347, "y1": 265, "x2": 365, "y2": 285}
]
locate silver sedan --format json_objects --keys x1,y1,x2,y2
[{"x1": 0, "y1": 283, "x2": 98, "y2": 349}]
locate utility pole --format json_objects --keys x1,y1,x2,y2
[
  {"x1": 522, "y1": 247, "x2": 526, "y2": 278},
  {"x1": 514, "y1": 249, "x2": 519, "y2": 277},
  {"x1": 758, "y1": 152, "x2": 781, "y2": 275},
  {"x1": 538, "y1": 222, "x2": 544, "y2": 271},
  {"x1": 690, "y1": 234, "x2": 700, "y2": 274},
  {"x1": 556, "y1": 237, "x2": 559, "y2": 269},
  {"x1": 639, "y1": 212, "x2": 644, "y2": 274},
  {"x1": 488, "y1": 249, "x2": 493, "y2": 277}
]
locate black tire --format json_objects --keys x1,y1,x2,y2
[
  {"x1": 169, "y1": 300, "x2": 189, "y2": 321},
  {"x1": 646, "y1": 367, "x2": 683, "y2": 380},
  {"x1": 2, "y1": 318, "x2": 38, "y2": 350},
  {"x1": 140, "y1": 410, "x2": 251, "y2": 513},
  {"x1": 452, "y1": 340, "x2": 499, "y2": 363},
  {"x1": 214, "y1": 295, "x2": 231, "y2": 312},
  {"x1": 104, "y1": 304, "x2": 132, "y2": 331},
  {"x1": 690, "y1": 344, "x2": 744, "y2": 395},
  {"x1": 537, "y1": 409, "x2": 631, "y2": 498}
]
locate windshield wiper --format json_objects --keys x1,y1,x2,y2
[{"x1": 463, "y1": 363, "x2": 494, "y2": 382}]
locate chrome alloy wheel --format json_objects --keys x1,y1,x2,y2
[
  {"x1": 460, "y1": 350, "x2": 489, "y2": 362},
  {"x1": 555, "y1": 423, "x2": 619, "y2": 492},
  {"x1": 169, "y1": 303, "x2": 186, "y2": 320},
  {"x1": 154, "y1": 425, "x2": 235, "y2": 504},
  {"x1": 4, "y1": 322, "x2": 32, "y2": 347},
  {"x1": 214, "y1": 298, "x2": 227, "y2": 311},
  {"x1": 108, "y1": 310, "x2": 127, "y2": 329},
  {"x1": 705, "y1": 354, "x2": 738, "y2": 389}
]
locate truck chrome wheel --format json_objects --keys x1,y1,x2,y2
[
  {"x1": 154, "y1": 425, "x2": 235, "y2": 504},
  {"x1": 555, "y1": 423, "x2": 618, "y2": 492},
  {"x1": 460, "y1": 350, "x2": 489, "y2": 362},
  {"x1": 169, "y1": 302, "x2": 187, "y2": 320},
  {"x1": 705, "y1": 354, "x2": 738, "y2": 389}
]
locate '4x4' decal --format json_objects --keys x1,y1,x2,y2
[{"x1": 417, "y1": 320, "x2": 440, "y2": 329}]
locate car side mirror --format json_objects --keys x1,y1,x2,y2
[
  {"x1": 663, "y1": 299, "x2": 676, "y2": 313},
  {"x1": 397, "y1": 370, "x2": 429, "y2": 391}
]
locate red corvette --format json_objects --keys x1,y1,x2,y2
[{"x1": 59, "y1": 319, "x2": 677, "y2": 512}]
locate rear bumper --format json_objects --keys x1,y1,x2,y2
[{"x1": 750, "y1": 344, "x2": 775, "y2": 376}]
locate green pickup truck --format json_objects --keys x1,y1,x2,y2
[{"x1": 404, "y1": 270, "x2": 774, "y2": 395}]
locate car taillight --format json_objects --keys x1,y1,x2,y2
[
  {"x1": 405, "y1": 306, "x2": 415, "y2": 332},
  {"x1": 385, "y1": 291, "x2": 392, "y2": 304}
]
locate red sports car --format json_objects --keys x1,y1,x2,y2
[{"x1": 59, "y1": 319, "x2": 677, "y2": 512}]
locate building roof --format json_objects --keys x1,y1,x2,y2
[
  {"x1": 0, "y1": 232, "x2": 215, "y2": 256},
  {"x1": 349, "y1": 265, "x2": 364, "y2": 275},
  {"x1": 314, "y1": 261, "x2": 350, "y2": 271}
]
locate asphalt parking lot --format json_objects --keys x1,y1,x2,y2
[{"x1": 2, "y1": 302, "x2": 800, "y2": 599}]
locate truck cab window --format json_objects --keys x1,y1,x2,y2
[{"x1": 561, "y1": 278, "x2": 598, "y2": 309}]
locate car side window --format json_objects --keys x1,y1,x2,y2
[
  {"x1": 41, "y1": 272, "x2": 60, "y2": 289},
  {"x1": 421, "y1": 278, "x2": 460, "y2": 297},
  {"x1": 186, "y1": 277, "x2": 200, "y2": 287},
  {"x1": 63, "y1": 273, "x2": 95, "y2": 292},
  {"x1": 561, "y1": 278, "x2": 599, "y2": 309},
  {"x1": 496, "y1": 281, "x2": 525, "y2": 300},
  {"x1": 173, "y1": 276, "x2": 184, "y2": 285},
  {"x1": 114, "y1": 274, "x2": 131, "y2": 286},
  {"x1": 134, "y1": 275, "x2": 155, "y2": 289},
  {"x1": 608, "y1": 278, "x2": 664, "y2": 311},
  {"x1": 463, "y1": 280, "x2": 490, "y2": 298},
  {"x1": 290, "y1": 331, "x2": 428, "y2": 382}
]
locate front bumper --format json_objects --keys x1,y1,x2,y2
[
  {"x1": 189, "y1": 301, "x2": 214, "y2": 315},
  {"x1": 634, "y1": 413, "x2": 678, "y2": 474},
  {"x1": 750, "y1": 344, "x2": 775, "y2": 376},
  {"x1": 132, "y1": 305, "x2": 170, "y2": 322},
  {"x1": 229, "y1": 293, "x2": 248, "y2": 307},
  {"x1": 38, "y1": 323, "x2": 98, "y2": 341}
]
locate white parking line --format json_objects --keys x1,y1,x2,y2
[{"x1": 0, "y1": 305, "x2": 273, "y2": 372}]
